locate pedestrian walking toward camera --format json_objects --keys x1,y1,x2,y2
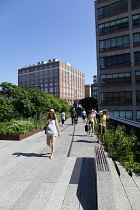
[
  {"x1": 45, "y1": 109, "x2": 60, "y2": 159},
  {"x1": 91, "y1": 108, "x2": 97, "y2": 124},
  {"x1": 70, "y1": 108, "x2": 76, "y2": 125},
  {"x1": 81, "y1": 109, "x2": 86, "y2": 122},
  {"x1": 97, "y1": 109, "x2": 109, "y2": 143},
  {"x1": 87, "y1": 110, "x2": 96, "y2": 137},
  {"x1": 61, "y1": 111, "x2": 65, "y2": 126}
]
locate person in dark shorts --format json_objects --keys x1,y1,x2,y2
[
  {"x1": 81, "y1": 109, "x2": 86, "y2": 122},
  {"x1": 87, "y1": 110, "x2": 96, "y2": 136},
  {"x1": 70, "y1": 108, "x2": 76, "y2": 125},
  {"x1": 97, "y1": 109, "x2": 109, "y2": 143}
]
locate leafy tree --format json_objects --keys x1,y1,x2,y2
[
  {"x1": 0, "y1": 95, "x2": 14, "y2": 121},
  {"x1": 79, "y1": 97, "x2": 98, "y2": 111}
]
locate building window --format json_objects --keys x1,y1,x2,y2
[
  {"x1": 136, "y1": 91, "x2": 140, "y2": 104},
  {"x1": 109, "y1": 111, "x2": 132, "y2": 120},
  {"x1": 134, "y1": 52, "x2": 140, "y2": 64},
  {"x1": 132, "y1": 0, "x2": 140, "y2": 8},
  {"x1": 137, "y1": 111, "x2": 140, "y2": 121},
  {"x1": 99, "y1": 17, "x2": 128, "y2": 35},
  {"x1": 98, "y1": 0, "x2": 128, "y2": 18},
  {"x1": 132, "y1": 14, "x2": 140, "y2": 27},
  {"x1": 101, "y1": 91, "x2": 132, "y2": 105},
  {"x1": 44, "y1": 88, "x2": 48, "y2": 93},
  {"x1": 49, "y1": 87, "x2": 53, "y2": 92},
  {"x1": 101, "y1": 73, "x2": 131, "y2": 86},
  {"x1": 100, "y1": 54, "x2": 130, "y2": 69},
  {"x1": 44, "y1": 79, "x2": 48, "y2": 82},
  {"x1": 136, "y1": 72, "x2": 140, "y2": 83},
  {"x1": 49, "y1": 83, "x2": 53, "y2": 86},
  {"x1": 54, "y1": 87, "x2": 58, "y2": 92},
  {"x1": 134, "y1": 33, "x2": 140, "y2": 45},
  {"x1": 99, "y1": 35, "x2": 129, "y2": 51}
]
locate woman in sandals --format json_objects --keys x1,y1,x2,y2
[{"x1": 45, "y1": 109, "x2": 60, "y2": 159}]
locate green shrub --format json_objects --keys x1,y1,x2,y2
[
  {"x1": 0, "y1": 120, "x2": 35, "y2": 135},
  {"x1": 104, "y1": 123, "x2": 140, "y2": 174}
]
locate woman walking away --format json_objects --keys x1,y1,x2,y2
[
  {"x1": 61, "y1": 111, "x2": 65, "y2": 126},
  {"x1": 87, "y1": 110, "x2": 96, "y2": 137},
  {"x1": 45, "y1": 109, "x2": 60, "y2": 159}
]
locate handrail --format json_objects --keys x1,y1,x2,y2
[{"x1": 109, "y1": 116, "x2": 140, "y2": 129}]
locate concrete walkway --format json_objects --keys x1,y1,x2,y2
[{"x1": 0, "y1": 117, "x2": 140, "y2": 210}]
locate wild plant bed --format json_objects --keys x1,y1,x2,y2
[
  {"x1": 95, "y1": 123, "x2": 140, "y2": 175},
  {"x1": 0, "y1": 128, "x2": 43, "y2": 141}
]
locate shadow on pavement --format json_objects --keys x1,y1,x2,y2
[
  {"x1": 12, "y1": 152, "x2": 51, "y2": 157},
  {"x1": 73, "y1": 140, "x2": 95, "y2": 143},
  {"x1": 69, "y1": 134, "x2": 87, "y2": 137},
  {"x1": 70, "y1": 158, "x2": 97, "y2": 210}
]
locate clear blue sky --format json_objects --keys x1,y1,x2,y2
[{"x1": 0, "y1": 0, "x2": 97, "y2": 85}]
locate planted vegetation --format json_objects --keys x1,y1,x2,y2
[
  {"x1": 0, "y1": 82, "x2": 71, "y2": 135},
  {"x1": 95, "y1": 122, "x2": 140, "y2": 174}
]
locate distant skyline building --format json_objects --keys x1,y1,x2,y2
[
  {"x1": 93, "y1": 75, "x2": 97, "y2": 84},
  {"x1": 18, "y1": 59, "x2": 85, "y2": 105},
  {"x1": 85, "y1": 84, "x2": 91, "y2": 97},
  {"x1": 91, "y1": 83, "x2": 98, "y2": 100},
  {"x1": 95, "y1": 0, "x2": 140, "y2": 121}
]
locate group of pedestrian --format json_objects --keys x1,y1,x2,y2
[
  {"x1": 45, "y1": 107, "x2": 109, "y2": 159},
  {"x1": 81, "y1": 107, "x2": 109, "y2": 142}
]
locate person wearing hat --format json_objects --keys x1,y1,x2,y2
[
  {"x1": 97, "y1": 109, "x2": 109, "y2": 143},
  {"x1": 45, "y1": 109, "x2": 60, "y2": 159}
]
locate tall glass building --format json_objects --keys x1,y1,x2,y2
[
  {"x1": 95, "y1": 0, "x2": 140, "y2": 121},
  {"x1": 18, "y1": 59, "x2": 85, "y2": 105}
]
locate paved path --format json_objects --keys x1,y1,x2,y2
[{"x1": 0, "y1": 117, "x2": 140, "y2": 210}]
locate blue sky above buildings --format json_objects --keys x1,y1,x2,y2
[{"x1": 0, "y1": 0, "x2": 96, "y2": 85}]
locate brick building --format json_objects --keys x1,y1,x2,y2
[
  {"x1": 95, "y1": 0, "x2": 140, "y2": 121},
  {"x1": 18, "y1": 59, "x2": 85, "y2": 105}
]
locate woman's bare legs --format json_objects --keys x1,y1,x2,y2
[
  {"x1": 46, "y1": 136, "x2": 55, "y2": 159},
  {"x1": 50, "y1": 136, "x2": 55, "y2": 159},
  {"x1": 47, "y1": 136, "x2": 52, "y2": 147}
]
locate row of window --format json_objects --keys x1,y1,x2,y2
[
  {"x1": 100, "y1": 53, "x2": 130, "y2": 68},
  {"x1": 101, "y1": 91, "x2": 140, "y2": 105},
  {"x1": 99, "y1": 14, "x2": 140, "y2": 35},
  {"x1": 44, "y1": 87, "x2": 58, "y2": 93},
  {"x1": 19, "y1": 77, "x2": 58, "y2": 83},
  {"x1": 109, "y1": 110, "x2": 132, "y2": 120},
  {"x1": 98, "y1": 0, "x2": 128, "y2": 18},
  {"x1": 132, "y1": 0, "x2": 140, "y2": 8},
  {"x1": 100, "y1": 52, "x2": 140, "y2": 69},
  {"x1": 107, "y1": 110, "x2": 140, "y2": 121},
  {"x1": 19, "y1": 78, "x2": 59, "y2": 86},
  {"x1": 19, "y1": 69, "x2": 58, "y2": 76},
  {"x1": 99, "y1": 17, "x2": 128, "y2": 35},
  {"x1": 99, "y1": 35, "x2": 129, "y2": 51},
  {"x1": 101, "y1": 91, "x2": 132, "y2": 104},
  {"x1": 98, "y1": 0, "x2": 140, "y2": 19},
  {"x1": 101, "y1": 72, "x2": 131, "y2": 85},
  {"x1": 99, "y1": 33, "x2": 140, "y2": 51}
]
